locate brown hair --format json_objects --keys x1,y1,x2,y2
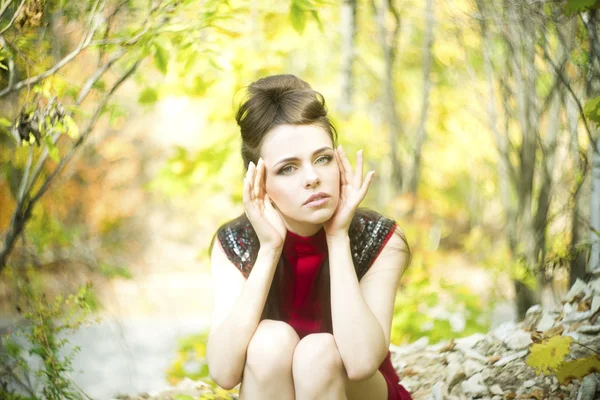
[
  {"x1": 235, "y1": 74, "x2": 338, "y2": 332},
  {"x1": 235, "y1": 74, "x2": 338, "y2": 168}
]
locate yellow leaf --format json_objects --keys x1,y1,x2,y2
[
  {"x1": 555, "y1": 355, "x2": 600, "y2": 385},
  {"x1": 526, "y1": 335, "x2": 572, "y2": 375},
  {"x1": 65, "y1": 116, "x2": 80, "y2": 139},
  {"x1": 214, "y1": 387, "x2": 231, "y2": 398}
]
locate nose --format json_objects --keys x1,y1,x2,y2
[{"x1": 303, "y1": 167, "x2": 321, "y2": 189}]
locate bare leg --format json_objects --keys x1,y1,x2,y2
[
  {"x1": 292, "y1": 333, "x2": 348, "y2": 400},
  {"x1": 239, "y1": 319, "x2": 300, "y2": 400}
]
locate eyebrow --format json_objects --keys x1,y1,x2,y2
[{"x1": 274, "y1": 146, "x2": 333, "y2": 167}]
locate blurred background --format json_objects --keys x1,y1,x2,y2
[{"x1": 0, "y1": 0, "x2": 599, "y2": 399}]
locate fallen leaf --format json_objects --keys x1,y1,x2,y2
[
  {"x1": 543, "y1": 325, "x2": 564, "y2": 338},
  {"x1": 439, "y1": 340, "x2": 455, "y2": 353},
  {"x1": 488, "y1": 354, "x2": 502, "y2": 363},
  {"x1": 527, "y1": 336, "x2": 573, "y2": 375},
  {"x1": 555, "y1": 355, "x2": 600, "y2": 385},
  {"x1": 400, "y1": 367, "x2": 419, "y2": 377},
  {"x1": 577, "y1": 298, "x2": 591, "y2": 312}
]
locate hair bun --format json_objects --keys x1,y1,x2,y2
[
  {"x1": 249, "y1": 74, "x2": 312, "y2": 94},
  {"x1": 235, "y1": 74, "x2": 337, "y2": 169}
]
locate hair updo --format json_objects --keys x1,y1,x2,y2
[{"x1": 235, "y1": 74, "x2": 338, "y2": 170}]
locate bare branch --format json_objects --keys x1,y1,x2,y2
[
  {"x1": 0, "y1": 0, "x2": 14, "y2": 20},
  {"x1": 98, "y1": 0, "x2": 130, "y2": 66},
  {"x1": 0, "y1": 0, "x2": 107, "y2": 99},
  {"x1": 0, "y1": 0, "x2": 26, "y2": 34},
  {"x1": 0, "y1": 59, "x2": 142, "y2": 271},
  {"x1": 542, "y1": 47, "x2": 598, "y2": 155},
  {"x1": 16, "y1": 146, "x2": 33, "y2": 203},
  {"x1": 29, "y1": 60, "x2": 141, "y2": 208},
  {"x1": 77, "y1": 49, "x2": 125, "y2": 105}
]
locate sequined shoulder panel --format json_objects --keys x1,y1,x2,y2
[
  {"x1": 349, "y1": 208, "x2": 397, "y2": 280},
  {"x1": 216, "y1": 214, "x2": 259, "y2": 279},
  {"x1": 216, "y1": 209, "x2": 396, "y2": 280}
]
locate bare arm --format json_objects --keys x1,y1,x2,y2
[
  {"x1": 206, "y1": 240, "x2": 282, "y2": 389},
  {"x1": 327, "y1": 229, "x2": 408, "y2": 381}
]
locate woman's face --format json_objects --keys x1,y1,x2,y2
[{"x1": 260, "y1": 124, "x2": 340, "y2": 236}]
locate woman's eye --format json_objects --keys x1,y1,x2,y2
[
  {"x1": 280, "y1": 165, "x2": 294, "y2": 174},
  {"x1": 316, "y1": 155, "x2": 332, "y2": 164},
  {"x1": 278, "y1": 156, "x2": 332, "y2": 175}
]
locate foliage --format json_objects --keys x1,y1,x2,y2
[
  {"x1": 166, "y1": 331, "x2": 239, "y2": 398},
  {"x1": 564, "y1": 0, "x2": 600, "y2": 15},
  {"x1": 584, "y1": 95, "x2": 600, "y2": 125},
  {"x1": 391, "y1": 266, "x2": 491, "y2": 345},
  {"x1": 0, "y1": 270, "x2": 99, "y2": 399}
]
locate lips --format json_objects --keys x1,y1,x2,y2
[{"x1": 304, "y1": 192, "x2": 330, "y2": 205}]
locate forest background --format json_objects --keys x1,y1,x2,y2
[{"x1": 0, "y1": 0, "x2": 599, "y2": 399}]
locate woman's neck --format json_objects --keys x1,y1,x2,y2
[{"x1": 283, "y1": 220, "x2": 324, "y2": 238}]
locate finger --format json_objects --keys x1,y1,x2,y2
[
  {"x1": 359, "y1": 170, "x2": 375, "y2": 198},
  {"x1": 259, "y1": 160, "x2": 267, "y2": 198},
  {"x1": 243, "y1": 176, "x2": 249, "y2": 204},
  {"x1": 245, "y1": 163, "x2": 253, "y2": 201},
  {"x1": 335, "y1": 148, "x2": 347, "y2": 187},
  {"x1": 254, "y1": 159, "x2": 263, "y2": 198},
  {"x1": 264, "y1": 193, "x2": 276, "y2": 212},
  {"x1": 248, "y1": 161, "x2": 256, "y2": 199},
  {"x1": 338, "y1": 145, "x2": 354, "y2": 187},
  {"x1": 354, "y1": 149, "x2": 363, "y2": 188}
]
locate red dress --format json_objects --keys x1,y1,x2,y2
[{"x1": 280, "y1": 227, "x2": 412, "y2": 400}]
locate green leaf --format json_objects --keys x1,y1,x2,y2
[
  {"x1": 584, "y1": 96, "x2": 600, "y2": 124},
  {"x1": 311, "y1": 10, "x2": 323, "y2": 32},
  {"x1": 290, "y1": 4, "x2": 306, "y2": 34},
  {"x1": 564, "y1": 0, "x2": 597, "y2": 15},
  {"x1": 45, "y1": 137, "x2": 60, "y2": 162},
  {"x1": 5, "y1": 339, "x2": 22, "y2": 358},
  {"x1": 173, "y1": 395, "x2": 195, "y2": 400},
  {"x1": 294, "y1": 0, "x2": 317, "y2": 11},
  {"x1": 0, "y1": 117, "x2": 12, "y2": 127},
  {"x1": 138, "y1": 87, "x2": 159, "y2": 105},
  {"x1": 154, "y1": 43, "x2": 169, "y2": 75}
]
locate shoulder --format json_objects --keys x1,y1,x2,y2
[
  {"x1": 350, "y1": 208, "x2": 397, "y2": 237},
  {"x1": 213, "y1": 213, "x2": 259, "y2": 278},
  {"x1": 350, "y1": 208, "x2": 402, "y2": 280}
]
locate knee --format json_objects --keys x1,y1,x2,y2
[
  {"x1": 292, "y1": 333, "x2": 345, "y2": 384},
  {"x1": 245, "y1": 319, "x2": 299, "y2": 381}
]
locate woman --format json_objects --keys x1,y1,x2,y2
[{"x1": 206, "y1": 74, "x2": 412, "y2": 400}]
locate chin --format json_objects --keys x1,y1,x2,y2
[{"x1": 306, "y1": 207, "x2": 336, "y2": 224}]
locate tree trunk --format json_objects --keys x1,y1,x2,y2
[
  {"x1": 372, "y1": 0, "x2": 403, "y2": 191},
  {"x1": 591, "y1": 137, "x2": 600, "y2": 274},
  {"x1": 338, "y1": 0, "x2": 357, "y2": 116},
  {"x1": 408, "y1": 0, "x2": 434, "y2": 209},
  {"x1": 567, "y1": 90, "x2": 590, "y2": 285},
  {"x1": 585, "y1": 10, "x2": 600, "y2": 275}
]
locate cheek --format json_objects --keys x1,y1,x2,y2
[{"x1": 265, "y1": 178, "x2": 285, "y2": 204}]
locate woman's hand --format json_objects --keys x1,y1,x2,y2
[
  {"x1": 243, "y1": 158, "x2": 287, "y2": 250},
  {"x1": 323, "y1": 146, "x2": 375, "y2": 238}
]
